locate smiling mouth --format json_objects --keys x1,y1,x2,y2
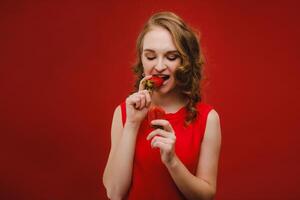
[{"x1": 153, "y1": 74, "x2": 170, "y2": 81}]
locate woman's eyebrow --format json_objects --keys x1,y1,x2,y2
[
  {"x1": 143, "y1": 49, "x2": 154, "y2": 52},
  {"x1": 166, "y1": 50, "x2": 179, "y2": 54},
  {"x1": 143, "y1": 49, "x2": 179, "y2": 54}
]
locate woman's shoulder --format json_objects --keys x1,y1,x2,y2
[
  {"x1": 111, "y1": 104, "x2": 122, "y2": 122},
  {"x1": 196, "y1": 101, "x2": 214, "y2": 112},
  {"x1": 195, "y1": 102, "x2": 220, "y2": 120},
  {"x1": 196, "y1": 102, "x2": 220, "y2": 121}
]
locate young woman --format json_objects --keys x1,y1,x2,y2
[{"x1": 103, "y1": 12, "x2": 221, "y2": 200}]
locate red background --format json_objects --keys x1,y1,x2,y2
[{"x1": 1, "y1": 1, "x2": 299, "y2": 199}]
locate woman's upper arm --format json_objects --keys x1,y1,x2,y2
[
  {"x1": 103, "y1": 106, "x2": 123, "y2": 179},
  {"x1": 110, "y1": 106, "x2": 124, "y2": 154},
  {"x1": 196, "y1": 109, "x2": 222, "y2": 189}
]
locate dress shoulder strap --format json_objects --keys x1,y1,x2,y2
[
  {"x1": 120, "y1": 101, "x2": 126, "y2": 126},
  {"x1": 197, "y1": 102, "x2": 214, "y2": 136}
]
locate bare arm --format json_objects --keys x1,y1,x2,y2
[
  {"x1": 165, "y1": 109, "x2": 222, "y2": 200},
  {"x1": 102, "y1": 106, "x2": 140, "y2": 199},
  {"x1": 103, "y1": 76, "x2": 153, "y2": 200}
]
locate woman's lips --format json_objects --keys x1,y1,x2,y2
[
  {"x1": 162, "y1": 77, "x2": 170, "y2": 85},
  {"x1": 153, "y1": 74, "x2": 170, "y2": 80},
  {"x1": 152, "y1": 74, "x2": 170, "y2": 87}
]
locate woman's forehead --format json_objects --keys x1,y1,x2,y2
[{"x1": 143, "y1": 27, "x2": 177, "y2": 53}]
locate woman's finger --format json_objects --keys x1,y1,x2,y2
[
  {"x1": 138, "y1": 93, "x2": 146, "y2": 109},
  {"x1": 151, "y1": 119, "x2": 174, "y2": 132},
  {"x1": 127, "y1": 94, "x2": 141, "y2": 109},
  {"x1": 140, "y1": 90, "x2": 151, "y2": 107},
  {"x1": 146, "y1": 128, "x2": 175, "y2": 141},
  {"x1": 126, "y1": 94, "x2": 136, "y2": 106},
  {"x1": 127, "y1": 91, "x2": 150, "y2": 110},
  {"x1": 152, "y1": 141, "x2": 169, "y2": 150},
  {"x1": 151, "y1": 136, "x2": 173, "y2": 148},
  {"x1": 134, "y1": 95, "x2": 141, "y2": 109}
]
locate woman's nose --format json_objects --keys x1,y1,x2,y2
[{"x1": 154, "y1": 58, "x2": 167, "y2": 72}]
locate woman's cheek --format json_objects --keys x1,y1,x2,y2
[
  {"x1": 168, "y1": 60, "x2": 181, "y2": 71},
  {"x1": 142, "y1": 61, "x2": 152, "y2": 73}
]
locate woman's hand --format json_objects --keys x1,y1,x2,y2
[
  {"x1": 146, "y1": 119, "x2": 177, "y2": 166},
  {"x1": 125, "y1": 75, "x2": 152, "y2": 125}
]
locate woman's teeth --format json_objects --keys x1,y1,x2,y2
[{"x1": 154, "y1": 74, "x2": 170, "y2": 80}]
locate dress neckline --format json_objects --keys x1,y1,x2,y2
[{"x1": 164, "y1": 105, "x2": 187, "y2": 120}]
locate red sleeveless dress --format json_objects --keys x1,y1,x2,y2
[{"x1": 120, "y1": 102, "x2": 213, "y2": 200}]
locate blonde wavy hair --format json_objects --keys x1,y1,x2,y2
[{"x1": 132, "y1": 11, "x2": 206, "y2": 125}]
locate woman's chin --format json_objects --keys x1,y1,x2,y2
[{"x1": 156, "y1": 85, "x2": 176, "y2": 95}]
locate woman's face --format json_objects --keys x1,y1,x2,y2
[{"x1": 141, "y1": 26, "x2": 181, "y2": 94}]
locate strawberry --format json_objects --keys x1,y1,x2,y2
[
  {"x1": 147, "y1": 106, "x2": 166, "y2": 129},
  {"x1": 144, "y1": 76, "x2": 164, "y2": 91}
]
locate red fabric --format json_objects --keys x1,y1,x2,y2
[{"x1": 120, "y1": 102, "x2": 213, "y2": 200}]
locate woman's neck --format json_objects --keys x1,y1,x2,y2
[{"x1": 151, "y1": 89, "x2": 187, "y2": 113}]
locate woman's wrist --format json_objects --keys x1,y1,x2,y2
[
  {"x1": 165, "y1": 154, "x2": 180, "y2": 169},
  {"x1": 124, "y1": 121, "x2": 141, "y2": 131}
]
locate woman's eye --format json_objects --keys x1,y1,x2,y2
[
  {"x1": 167, "y1": 55, "x2": 179, "y2": 61},
  {"x1": 146, "y1": 57, "x2": 156, "y2": 60}
]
